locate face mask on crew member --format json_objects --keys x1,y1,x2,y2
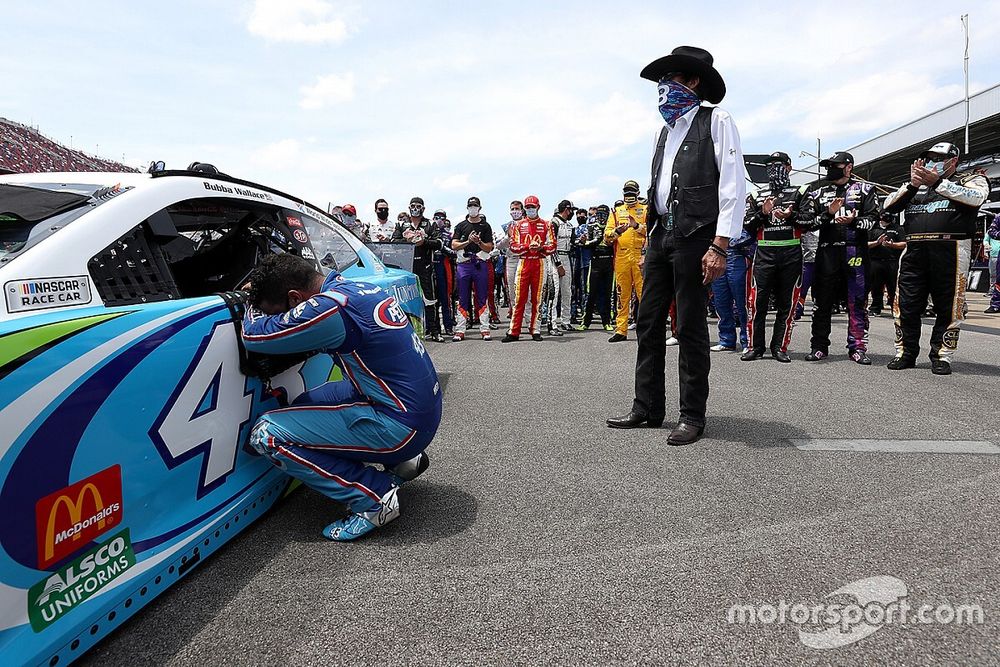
[
  {"x1": 510, "y1": 208, "x2": 524, "y2": 220},
  {"x1": 766, "y1": 162, "x2": 790, "y2": 190},
  {"x1": 825, "y1": 165, "x2": 846, "y2": 181},
  {"x1": 925, "y1": 161, "x2": 945, "y2": 176},
  {"x1": 525, "y1": 207, "x2": 539, "y2": 219},
  {"x1": 376, "y1": 208, "x2": 389, "y2": 220},
  {"x1": 468, "y1": 206, "x2": 481, "y2": 217},
  {"x1": 409, "y1": 205, "x2": 423, "y2": 216},
  {"x1": 657, "y1": 78, "x2": 701, "y2": 126},
  {"x1": 624, "y1": 194, "x2": 638, "y2": 204}
]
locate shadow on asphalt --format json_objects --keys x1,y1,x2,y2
[
  {"x1": 707, "y1": 415, "x2": 810, "y2": 449},
  {"x1": 292, "y1": 483, "x2": 479, "y2": 546},
  {"x1": 82, "y1": 482, "x2": 478, "y2": 665}
]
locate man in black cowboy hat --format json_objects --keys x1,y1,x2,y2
[
  {"x1": 607, "y1": 46, "x2": 746, "y2": 446},
  {"x1": 883, "y1": 141, "x2": 990, "y2": 374}
]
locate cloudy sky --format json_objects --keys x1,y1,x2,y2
[{"x1": 4, "y1": 1, "x2": 1000, "y2": 224}]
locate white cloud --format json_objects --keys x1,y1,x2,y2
[
  {"x1": 299, "y1": 72, "x2": 356, "y2": 110},
  {"x1": 566, "y1": 187, "x2": 602, "y2": 204},
  {"x1": 250, "y1": 139, "x2": 301, "y2": 168},
  {"x1": 246, "y1": 0, "x2": 349, "y2": 44},
  {"x1": 434, "y1": 173, "x2": 472, "y2": 190}
]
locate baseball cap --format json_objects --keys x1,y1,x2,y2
[
  {"x1": 409, "y1": 196, "x2": 425, "y2": 206},
  {"x1": 524, "y1": 195, "x2": 540, "y2": 207},
  {"x1": 342, "y1": 204, "x2": 357, "y2": 216},
  {"x1": 433, "y1": 209, "x2": 447, "y2": 217},
  {"x1": 819, "y1": 151, "x2": 854, "y2": 167},
  {"x1": 623, "y1": 179, "x2": 641, "y2": 193},
  {"x1": 920, "y1": 142, "x2": 960, "y2": 160},
  {"x1": 764, "y1": 151, "x2": 791, "y2": 165},
  {"x1": 557, "y1": 199, "x2": 574, "y2": 212},
  {"x1": 467, "y1": 196, "x2": 481, "y2": 207}
]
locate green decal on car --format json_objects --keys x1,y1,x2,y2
[
  {"x1": 27, "y1": 529, "x2": 135, "y2": 632},
  {"x1": 0, "y1": 311, "x2": 127, "y2": 369}
]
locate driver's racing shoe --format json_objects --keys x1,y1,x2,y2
[
  {"x1": 931, "y1": 359, "x2": 952, "y2": 375},
  {"x1": 886, "y1": 356, "x2": 915, "y2": 370},
  {"x1": 323, "y1": 487, "x2": 400, "y2": 542},
  {"x1": 387, "y1": 452, "x2": 430, "y2": 486},
  {"x1": 849, "y1": 349, "x2": 871, "y2": 365}
]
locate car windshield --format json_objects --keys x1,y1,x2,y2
[{"x1": 0, "y1": 181, "x2": 127, "y2": 263}]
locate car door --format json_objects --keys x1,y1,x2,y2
[{"x1": 0, "y1": 196, "x2": 327, "y2": 666}]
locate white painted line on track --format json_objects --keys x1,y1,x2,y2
[{"x1": 789, "y1": 439, "x2": 1000, "y2": 455}]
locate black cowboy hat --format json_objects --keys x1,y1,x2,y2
[{"x1": 640, "y1": 46, "x2": 726, "y2": 104}]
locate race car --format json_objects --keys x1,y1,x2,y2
[{"x1": 0, "y1": 166, "x2": 425, "y2": 666}]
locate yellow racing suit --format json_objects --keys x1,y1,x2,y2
[{"x1": 605, "y1": 200, "x2": 648, "y2": 335}]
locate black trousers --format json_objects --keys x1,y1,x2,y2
[
  {"x1": 583, "y1": 260, "x2": 613, "y2": 327},
  {"x1": 632, "y1": 227, "x2": 712, "y2": 427},
  {"x1": 893, "y1": 239, "x2": 970, "y2": 362},
  {"x1": 810, "y1": 245, "x2": 869, "y2": 353},
  {"x1": 747, "y1": 245, "x2": 802, "y2": 353},
  {"x1": 867, "y1": 257, "x2": 898, "y2": 312},
  {"x1": 414, "y1": 259, "x2": 441, "y2": 336}
]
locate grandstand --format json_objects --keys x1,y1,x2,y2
[{"x1": 0, "y1": 118, "x2": 137, "y2": 174}]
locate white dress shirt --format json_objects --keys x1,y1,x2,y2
[{"x1": 654, "y1": 106, "x2": 747, "y2": 240}]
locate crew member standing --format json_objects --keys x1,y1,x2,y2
[
  {"x1": 605, "y1": 181, "x2": 647, "y2": 342},
  {"x1": 798, "y1": 152, "x2": 881, "y2": 364},
  {"x1": 502, "y1": 195, "x2": 556, "y2": 342},
  {"x1": 607, "y1": 46, "x2": 746, "y2": 446},
  {"x1": 866, "y1": 213, "x2": 905, "y2": 316},
  {"x1": 741, "y1": 151, "x2": 807, "y2": 363},
  {"x1": 549, "y1": 199, "x2": 577, "y2": 335},
  {"x1": 393, "y1": 196, "x2": 444, "y2": 342},
  {"x1": 579, "y1": 205, "x2": 616, "y2": 330},
  {"x1": 883, "y1": 142, "x2": 990, "y2": 374},
  {"x1": 451, "y1": 197, "x2": 495, "y2": 341}
]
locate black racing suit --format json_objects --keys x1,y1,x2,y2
[
  {"x1": 883, "y1": 172, "x2": 990, "y2": 362},
  {"x1": 583, "y1": 224, "x2": 614, "y2": 328},
  {"x1": 392, "y1": 217, "x2": 443, "y2": 336},
  {"x1": 866, "y1": 217, "x2": 904, "y2": 313},
  {"x1": 798, "y1": 178, "x2": 881, "y2": 354},
  {"x1": 745, "y1": 184, "x2": 808, "y2": 354}
]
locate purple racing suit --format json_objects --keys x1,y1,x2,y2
[
  {"x1": 799, "y1": 178, "x2": 881, "y2": 354},
  {"x1": 241, "y1": 272, "x2": 442, "y2": 513}
]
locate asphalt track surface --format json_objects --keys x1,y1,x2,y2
[{"x1": 87, "y1": 293, "x2": 1000, "y2": 665}]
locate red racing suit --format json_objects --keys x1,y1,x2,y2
[{"x1": 507, "y1": 217, "x2": 556, "y2": 336}]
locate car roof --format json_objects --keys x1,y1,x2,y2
[{"x1": 0, "y1": 170, "x2": 339, "y2": 227}]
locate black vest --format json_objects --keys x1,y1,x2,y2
[
  {"x1": 647, "y1": 105, "x2": 720, "y2": 238},
  {"x1": 903, "y1": 175, "x2": 983, "y2": 240}
]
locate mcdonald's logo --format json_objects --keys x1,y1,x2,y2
[{"x1": 35, "y1": 465, "x2": 123, "y2": 568}]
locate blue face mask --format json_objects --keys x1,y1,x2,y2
[
  {"x1": 657, "y1": 79, "x2": 701, "y2": 127},
  {"x1": 925, "y1": 161, "x2": 945, "y2": 176}
]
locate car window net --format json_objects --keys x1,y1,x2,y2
[{"x1": 88, "y1": 224, "x2": 179, "y2": 306}]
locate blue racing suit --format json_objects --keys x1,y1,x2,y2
[{"x1": 242, "y1": 272, "x2": 443, "y2": 513}]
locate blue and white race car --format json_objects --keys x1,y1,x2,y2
[{"x1": 0, "y1": 167, "x2": 425, "y2": 666}]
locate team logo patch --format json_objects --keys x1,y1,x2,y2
[
  {"x1": 374, "y1": 296, "x2": 408, "y2": 329},
  {"x1": 35, "y1": 465, "x2": 123, "y2": 568},
  {"x1": 292, "y1": 229, "x2": 308, "y2": 244},
  {"x1": 942, "y1": 329, "x2": 960, "y2": 349}
]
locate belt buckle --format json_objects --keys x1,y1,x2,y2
[{"x1": 663, "y1": 212, "x2": 674, "y2": 233}]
